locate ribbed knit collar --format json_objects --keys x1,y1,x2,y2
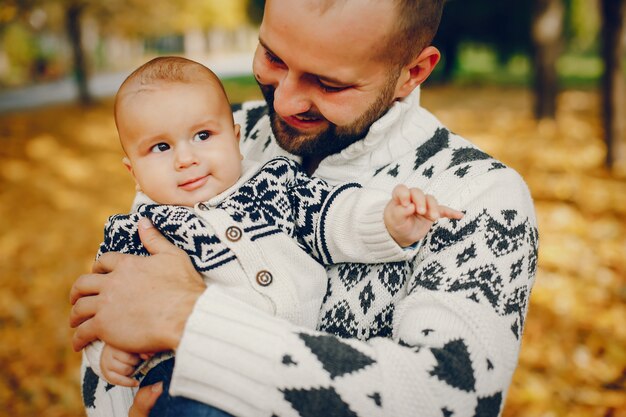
[{"x1": 314, "y1": 86, "x2": 440, "y2": 182}]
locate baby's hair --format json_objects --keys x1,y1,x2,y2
[{"x1": 114, "y1": 56, "x2": 231, "y2": 122}]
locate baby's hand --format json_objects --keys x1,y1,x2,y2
[
  {"x1": 101, "y1": 344, "x2": 141, "y2": 387},
  {"x1": 384, "y1": 184, "x2": 464, "y2": 247}
]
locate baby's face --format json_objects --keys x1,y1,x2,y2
[{"x1": 117, "y1": 81, "x2": 242, "y2": 206}]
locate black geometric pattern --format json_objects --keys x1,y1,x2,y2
[
  {"x1": 423, "y1": 165, "x2": 435, "y2": 178},
  {"x1": 428, "y1": 214, "x2": 481, "y2": 253},
  {"x1": 454, "y1": 165, "x2": 471, "y2": 178},
  {"x1": 429, "y1": 339, "x2": 476, "y2": 392},
  {"x1": 448, "y1": 147, "x2": 491, "y2": 168},
  {"x1": 387, "y1": 164, "x2": 400, "y2": 177},
  {"x1": 282, "y1": 387, "x2": 358, "y2": 417},
  {"x1": 298, "y1": 333, "x2": 376, "y2": 379},
  {"x1": 367, "y1": 392, "x2": 382, "y2": 407},
  {"x1": 373, "y1": 164, "x2": 389, "y2": 177},
  {"x1": 319, "y1": 300, "x2": 359, "y2": 338},
  {"x1": 450, "y1": 264, "x2": 503, "y2": 308},
  {"x1": 442, "y1": 407, "x2": 454, "y2": 417},
  {"x1": 473, "y1": 392, "x2": 502, "y2": 417},
  {"x1": 376, "y1": 261, "x2": 409, "y2": 296},
  {"x1": 414, "y1": 128, "x2": 450, "y2": 170},
  {"x1": 485, "y1": 213, "x2": 526, "y2": 257},
  {"x1": 510, "y1": 258, "x2": 524, "y2": 282},
  {"x1": 456, "y1": 243, "x2": 478, "y2": 267},
  {"x1": 369, "y1": 303, "x2": 395, "y2": 339},
  {"x1": 337, "y1": 264, "x2": 371, "y2": 292},
  {"x1": 359, "y1": 282, "x2": 375, "y2": 314},
  {"x1": 409, "y1": 260, "x2": 447, "y2": 293},
  {"x1": 82, "y1": 367, "x2": 99, "y2": 409},
  {"x1": 243, "y1": 104, "x2": 267, "y2": 142},
  {"x1": 100, "y1": 158, "x2": 359, "y2": 271},
  {"x1": 502, "y1": 286, "x2": 530, "y2": 338}
]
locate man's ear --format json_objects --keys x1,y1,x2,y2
[
  {"x1": 394, "y1": 46, "x2": 441, "y2": 99},
  {"x1": 122, "y1": 157, "x2": 141, "y2": 191}
]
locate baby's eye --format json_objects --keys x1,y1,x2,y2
[
  {"x1": 150, "y1": 142, "x2": 170, "y2": 153},
  {"x1": 193, "y1": 131, "x2": 211, "y2": 142}
]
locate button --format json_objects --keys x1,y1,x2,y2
[
  {"x1": 225, "y1": 226, "x2": 242, "y2": 242},
  {"x1": 256, "y1": 270, "x2": 273, "y2": 286}
]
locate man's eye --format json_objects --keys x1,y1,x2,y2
[
  {"x1": 193, "y1": 131, "x2": 211, "y2": 142},
  {"x1": 150, "y1": 142, "x2": 170, "y2": 153},
  {"x1": 264, "y1": 50, "x2": 283, "y2": 65},
  {"x1": 319, "y1": 82, "x2": 348, "y2": 93}
]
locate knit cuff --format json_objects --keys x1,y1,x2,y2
[
  {"x1": 324, "y1": 188, "x2": 420, "y2": 264},
  {"x1": 170, "y1": 286, "x2": 288, "y2": 417},
  {"x1": 357, "y1": 193, "x2": 422, "y2": 260}
]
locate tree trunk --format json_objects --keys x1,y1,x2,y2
[
  {"x1": 531, "y1": 0, "x2": 564, "y2": 119},
  {"x1": 600, "y1": 0, "x2": 626, "y2": 169},
  {"x1": 66, "y1": 2, "x2": 91, "y2": 105}
]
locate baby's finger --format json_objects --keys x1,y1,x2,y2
[
  {"x1": 424, "y1": 195, "x2": 440, "y2": 221},
  {"x1": 392, "y1": 185, "x2": 411, "y2": 206},
  {"x1": 114, "y1": 350, "x2": 141, "y2": 367},
  {"x1": 409, "y1": 188, "x2": 427, "y2": 215},
  {"x1": 106, "y1": 370, "x2": 139, "y2": 388},
  {"x1": 439, "y1": 206, "x2": 464, "y2": 220}
]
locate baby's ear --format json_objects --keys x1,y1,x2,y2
[
  {"x1": 122, "y1": 157, "x2": 141, "y2": 191},
  {"x1": 234, "y1": 123, "x2": 241, "y2": 142}
]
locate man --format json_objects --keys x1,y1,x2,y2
[{"x1": 71, "y1": 1, "x2": 538, "y2": 416}]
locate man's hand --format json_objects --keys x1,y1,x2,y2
[
  {"x1": 70, "y1": 217, "x2": 206, "y2": 352},
  {"x1": 129, "y1": 383, "x2": 162, "y2": 417},
  {"x1": 384, "y1": 184, "x2": 464, "y2": 247}
]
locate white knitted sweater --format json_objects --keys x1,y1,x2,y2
[{"x1": 82, "y1": 88, "x2": 538, "y2": 417}]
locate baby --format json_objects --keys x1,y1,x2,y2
[{"x1": 83, "y1": 56, "x2": 462, "y2": 417}]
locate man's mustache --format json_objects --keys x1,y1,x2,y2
[{"x1": 257, "y1": 81, "x2": 325, "y2": 121}]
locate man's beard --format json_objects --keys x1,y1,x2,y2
[{"x1": 257, "y1": 77, "x2": 397, "y2": 159}]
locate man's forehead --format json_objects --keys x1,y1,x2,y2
[{"x1": 261, "y1": 0, "x2": 395, "y2": 75}]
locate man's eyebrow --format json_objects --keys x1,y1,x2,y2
[{"x1": 259, "y1": 37, "x2": 352, "y2": 86}]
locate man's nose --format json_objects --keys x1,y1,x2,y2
[{"x1": 273, "y1": 72, "x2": 312, "y2": 117}]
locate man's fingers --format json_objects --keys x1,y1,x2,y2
[
  {"x1": 69, "y1": 274, "x2": 102, "y2": 305},
  {"x1": 137, "y1": 217, "x2": 178, "y2": 255},
  {"x1": 72, "y1": 320, "x2": 98, "y2": 352},
  {"x1": 69, "y1": 296, "x2": 98, "y2": 328},
  {"x1": 92, "y1": 251, "x2": 130, "y2": 274},
  {"x1": 129, "y1": 382, "x2": 162, "y2": 417}
]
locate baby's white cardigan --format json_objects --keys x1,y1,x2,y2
[
  {"x1": 81, "y1": 88, "x2": 538, "y2": 417},
  {"x1": 82, "y1": 157, "x2": 415, "y2": 414}
]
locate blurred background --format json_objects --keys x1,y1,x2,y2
[{"x1": 0, "y1": 0, "x2": 625, "y2": 416}]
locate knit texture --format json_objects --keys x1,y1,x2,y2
[
  {"x1": 81, "y1": 88, "x2": 538, "y2": 417},
  {"x1": 81, "y1": 157, "x2": 414, "y2": 416}
]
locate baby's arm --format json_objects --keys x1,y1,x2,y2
[
  {"x1": 100, "y1": 344, "x2": 141, "y2": 387},
  {"x1": 384, "y1": 184, "x2": 464, "y2": 247}
]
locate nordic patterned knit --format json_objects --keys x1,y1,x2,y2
[
  {"x1": 81, "y1": 88, "x2": 538, "y2": 417},
  {"x1": 82, "y1": 157, "x2": 416, "y2": 413}
]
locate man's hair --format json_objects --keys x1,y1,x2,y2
[
  {"x1": 382, "y1": 0, "x2": 445, "y2": 66},
  {"x1": 114, "y1": 56, "x2": 230, "y2": 121}
]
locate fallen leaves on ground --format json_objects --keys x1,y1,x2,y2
[{"x1": 0, "y1": 85, "x2": 624, "y2": 416}]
